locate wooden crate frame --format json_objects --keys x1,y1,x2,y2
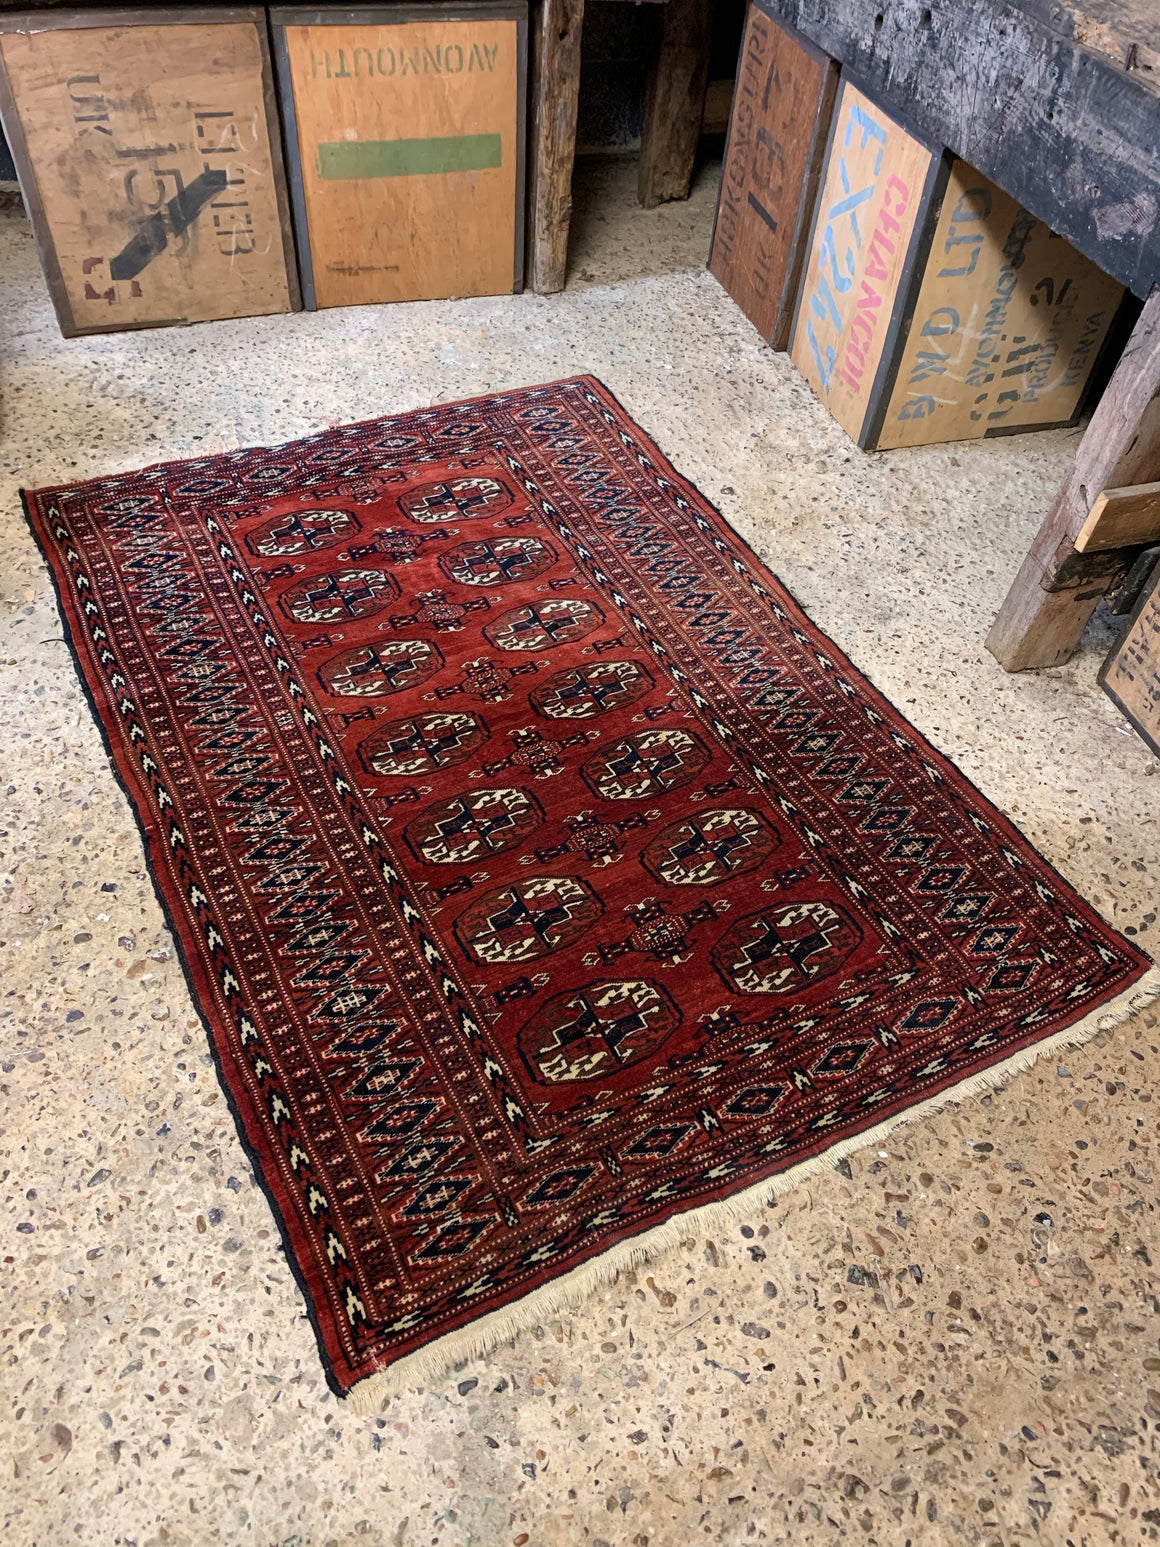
[
  {"x1": 0, "y1": 6, "x2": 301, "y2": 336},
  {"x1": 270, "y1": 3, "x2": 528, "y2": 311},
  {"x1": 789, "y1": 70, "x2": 1127, "y2": 450},
  {"x1": 708, "y1": 2, "x2": 838, "y2": 352},
  {"x1": 787, "y1": 71, "x2": 949, "y2": 449},
  {"x1": 1099, "y1": 553, "x2": 1160, "y2": 761}
]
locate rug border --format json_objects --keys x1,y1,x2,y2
[
  {"x1": 20, "y1": 376, "x2": 1159, "y2": 1410},
  {"x1": 578, "y1": 375, "x2": 1156, "y2": 984},
  {"x1": 20, "y1": 488, "x2": 352, "y2": 1400},
  {"x1": 346, "y1": 960, "x2": 1160, "y2": 1413}
]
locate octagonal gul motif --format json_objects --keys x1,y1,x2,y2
[
  {"x1": 359, "y1": 711, "x2": 487, "y2": 777},
  {"x1": 404, "y1": 788, "x2": 544, "y2": 866},
  {"x1": 711, "y1": 900, "x2": 863, "y2": 994},
  {"x1": 641, "y1": 807, "x2": 781, "y2": 885},
  {"x1": 484, "y1": 598, "x2": 604, "y2": 651},
  {"x1": 581, "y1": 727, "x2": 711, "y2": 800},
  {"x1": 439, "y1": 535, "x2": 557, "y2": 587},
  {"x1": 319, "y1": 639, "x2": 443, "y2": 696},
  {"x1": 454, "y1": 875, "x2": 603, "y2": 965},
  {"x1": 278, "y1": 567, "x2": 400, "y2": 625},
  {"x1": 530, "y1": 659, "x2": 654, "y2": 719},
  {"x1": 246, "y1": 508, "x2": 359, "y2": 557},
  {"x1": 517, "y1": 978, "x2": 682, "y2": 1085},
  {"x1": 399, "y1": 476, "x2": 514, "y2": 523}
]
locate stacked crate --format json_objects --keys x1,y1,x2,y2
[
  {"x1": 0, "y1": 7, "x2": 300, "y2": 336},
  {"x1": 0, "y1": 3, "x2": 528, "y2": 335},
  {"x1": 710, "y1": 4, "x2": 1127, "y2": 451}
]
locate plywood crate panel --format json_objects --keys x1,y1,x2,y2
[
  {"x1": 0, "y1": 8, "x2": 299, "y2": 337},
  {"x1": 272, "y1": 4, "x2": 526, "y2": 311},
  {"x1": 709, "y1": 2, "x2": 837, "y2": 351},
  {"x1": 788, "y1": 75, "x2": 1126, "y2": 451},
  {"x1": 1100, "y1": 556, "x2": 1160, "y2": 759}
]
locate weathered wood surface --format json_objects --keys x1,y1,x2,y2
[
  {"x1": 638, "y1": 0, "x2": 714, "y2": 209},
  {"x1": 1075, "y1": 480, "x2": 1160, "y2": 552},
  {"x1": 709, "y1": 4, "x2": 836, "y2": 350},
  {"x1": 701, "y1": 76, "x2": 734, "y2": 135},
  {"x1": 0, "y1": 9, "x2": 297, "y2": 336},
  {"x1": 986, "y1": 285, "x2": 1160, "y2": 671},
  {"x1": 1099, "y1": 552, "x2": 1160, "y2": 757},
  {"x1": 276, "y1": 11, "x2": 523, "y2": 310},
  {"x1": 527, "y1": 0, "x2": 583, "y2": 293},
  {"x1": 757, "y1": 0, "x2": 1160, "y2": 299},
  {"x1": 788, "y1": 79, "x2": 938, "y2": 448},
  {"x1": 875, "y1": 161, "x2": 1124, "y2": 450},
  {"x1": 1052, "y1": 0, "x2": 1160, "y2": 80}
]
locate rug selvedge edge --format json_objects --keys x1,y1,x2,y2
[
  {"x1": 19, "y1": 485, "x2": 355, "y2": 1400},
  {"x1": 346, "y1": 961, "x2": 1160, "y2": 1413}
]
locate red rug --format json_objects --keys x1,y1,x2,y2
[{"x1": 26, "y1": 377, "x2": 1157, "y2": 1405}]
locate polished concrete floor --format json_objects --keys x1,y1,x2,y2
[{"x1": 2, "y1": 155, "x2": 1159, "y2": 1547}]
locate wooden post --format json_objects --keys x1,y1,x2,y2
[
  {"x1": 638, "y1": 0, "x2": 714, "y2": 210},
  {"x1": 527, "y1": 0, "x2": 585, "y2": 295},
  {"x1": 986, "y1": 288, "x2": 1160, "y2": 672}
]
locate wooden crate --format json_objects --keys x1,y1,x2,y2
[
  {"x1": 1100, "y1": 554, "x2": 1160, "y2": 759},
  {"x1": 709, "y1": 2, "x2": 837, "y2": 351},
  {"x1": 788, "y1": 75, "x2": 1127, "y2": 451},
  {"x1": 0, "y1": 8, "x2": 299, "y2": 337},
  {"x1": 271, "y1": 4, "x2": 527, "y2": 311}
]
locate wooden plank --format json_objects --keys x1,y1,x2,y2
[
  {"x1": 637, "y1": 0, "x2": 714, "y2": 210},
  {"x1": 755, "y1": 0, "x2": 1160, "y2": 299},
  {"x1": 273, "y1": 6, "x2": 525, "y2": 310},
  {"x1": 1051, "y1": 0, "x2": 1160, "y2": 83},
  {"x1": 874, "y1": 160, "x2": 1125, "y2": 449},
  {"x1": 986, "y1": 284, "x2": 1160, "y2": 671},
  {"x1": 708, "y1": 4, "x2": 837, "y2": 351},
  {"x1": 787, "y1": 76, "x2": 941, "y2": 448},
  {"x1": 1075, "y1": 481, "x2": 1160, "y2": 552},
  {"x1": 527, "y1": 0, "x2": 583, "y2": 295},
  {"x1": 1099, "y1": 553, "x2": 1160, "y2": 758},
  {"x1": 0, "y1": 8, "x2": 297, "y2": 336},
  {"x1": 701, "y1": 77, "x2": 734, "y2": 135}
]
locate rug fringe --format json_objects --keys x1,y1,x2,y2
[{"x1": 345, "y1": 964, "x2": 1160, "y2": 1415}]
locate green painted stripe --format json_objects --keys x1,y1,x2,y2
[{"x1": 316, "y1": 134, "x2": 502, "y2": 180}]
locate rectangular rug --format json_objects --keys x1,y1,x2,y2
[{"x1": 25, "y1": 376, "x2": 1159, "y2": 1409}]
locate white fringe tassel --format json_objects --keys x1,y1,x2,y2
[{"x1": 345, "y1": 965, "x2": 1160, "y2": 1416}]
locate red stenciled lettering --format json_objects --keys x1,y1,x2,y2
[
  {"x1": 835, "y1": 180, "x2": 897, "y2": 392},
  {"x1": 885, "y1": 175, "x2": 910, "y2": 215}
]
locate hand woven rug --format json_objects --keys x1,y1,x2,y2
[{"x1": 25, "y1": 376, "x2": 1159, "y2": 1409}]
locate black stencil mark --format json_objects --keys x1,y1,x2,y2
[{"x1": 110, "y1": 169, "x2": 229, "y2": 280}]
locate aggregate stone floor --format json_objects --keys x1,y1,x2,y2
[{"x1": 2, "y1": 155, "x2": 1160, "y2": 1547}]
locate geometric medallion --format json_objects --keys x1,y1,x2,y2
[
  {"x1": 404, "y1": 787, "x2": 544, "y2": 865},
  {"x1": 516, "y1": 978, "x2": 682, "y2": 1084},
  {"x1": 581, "y1": 727, "x2": 711, "y2": 800},
  {"x1": 278, "y1": 567, "x2": 400, "y2": 625},
  {"x1": 484, "y1": 598, "x2": 604, "y2": 651},
  {"x1": 711, "y1": 899, "x2": 863, "y2": 994},
  {"x1": 453, "y1": 875, "x2": 603, "y2": 964},
  {"x1": 245, "y1": 507, "x2": 360, "y2": 557},
  {"x1": 399, "y1": 475, "x2": 514, "y2": 523},
  {"x1": 530, "y1": 659, "x2": 654, "y2": 719},
  {"x1": 641, "y1": 807, "x2": 781, "y2": 885},
  {"x1": 358, "y1": 711, "x2": 487, "y2": 777},
  {"x1": 439, "y1": 535, "x2": 557, "y2": 586},
  {"x1": 319, "y1": 639, "x2": 444, "y2": 696}
]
